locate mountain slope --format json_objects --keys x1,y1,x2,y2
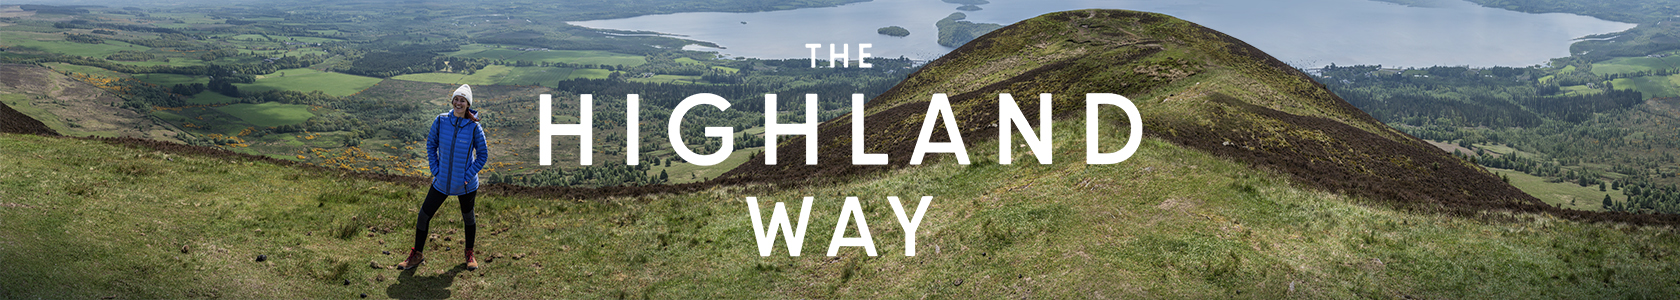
[
  {"x1": 0, "y1": 64, "x2": 178, "y2": 141},
  {"x1": 721, "y1": 9, "x2": 1676, "y2": 225},
  {"x1": 4, "y1": 9, "x2": 1680, "y2": 299}
]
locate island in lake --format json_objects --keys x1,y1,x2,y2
[{"x1": 877, "y1": 25, "x2": 910, "y2": 37}]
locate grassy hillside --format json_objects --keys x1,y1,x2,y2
[
  {"x1": 6, "y1": 8, "x2": 1680, "y2": 299},
  {"x1": 6, "y1": 125, "x2": 1680, "y2": 298}
]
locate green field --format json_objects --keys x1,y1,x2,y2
[
  {"x1": 1559, "y1": 85, "x2": 1599, "y2": 96},
  {"x1": 236, "y1": 68, "x2": 384, "y2": 97},
  {"x1": 213, "y1": 102, "x2": 315, "y2": 127},
  {"x1": 148, "y1": 109, "x2": 187, "y2": 123},
  {"x1": 629, "y1": 74, "x2": 704, "y2": 84},
  {"x1": 563, "y1": 68, "x2": 613, "y2": 80},
  {"x1": 43, "y1": 63, "x2": 130, "y2": 79},
  {"x1": 135, "y1": 73, "x2": 208, "y2": 87},
  {"x1": 113, "y1": 59, "x2": 210, "y2": 68},
  {"x1": 1609, "y1": 74, "x2": 1680, "y2": 99},
  {"x1": 188, "y1": 92, "x2": 241, "y2": 105},
  {"x1": 391, "y1": 66, "x2": 510, "y2": 86},
  {"x1": 447, "y1": 44, "x2": 646, "y2": 67},
  {"x1": 657, "y1": 147, "x2": 762, "y2": 184},
  {"x1": 1591, "y1": 54, "x2": 1680, "y2": 75},
  {"x1": 0, "y1": 31, "x2": 151, "y2": 58},
  {"x1": 392, "y1": 65, "x2": 610, "y2": 88},
  {"x1": 1490, "y1": 168, "x2": 1622, "y2": 211}
]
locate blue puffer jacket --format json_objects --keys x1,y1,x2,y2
[{"x1": 428, "y1": 109, "x2": 488, "y2": 195}]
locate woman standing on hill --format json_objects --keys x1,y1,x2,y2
[{"x1": 399, "y1": 84, "x2": 487, "y2": 271}]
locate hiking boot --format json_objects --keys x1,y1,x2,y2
[
  {"x1": 397, "y1": 248, "x2": 423, "y2": 270},
  {"x1": 465, "y1": 249, "x2": 479, "y2": 271}
]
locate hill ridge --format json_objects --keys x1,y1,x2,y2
[{"x1": 715, "y1": 9, "x2": 1680, "y2": 225}]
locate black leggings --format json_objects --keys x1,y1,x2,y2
[{"x1": 411, "y1": 186, "x2": 476, "y2": 253}]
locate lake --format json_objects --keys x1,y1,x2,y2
[{"x1": 570, "y1": 0, "x2": 1634, "y2": 68}]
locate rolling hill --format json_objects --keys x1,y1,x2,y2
[{"x1": 3, "y1": 9, "x2": 1679, "y2": 299}]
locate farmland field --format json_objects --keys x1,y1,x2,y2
[
  {"x1": 1591, "y1": 53, "x2": 1680, "y2": 75},
  {"x1": 1609, "y1": 75, "x2": 1680, "y2": 99},
  {"x1": 134, "y1": 73, "x2": 206, "y2": 87},
  {"x1": 187, "y1": 92, "x2": 240, "y2": 105},
  {"x1": 236, "y1": 68, "x2": 384, "y2": 97},
  {"x1": 213, "y1": 102, "x2": 315, "y2": 127},
  {"x1": 44, "y1": 63, "x2": 130, "y2": 79},
  {"x1": 1490, "y1": 167, "x2": 1622, "y2": 212},
  {"x1": 629, "y1": 74, "x2": 704, "y2": 84},
  {"x1": 0, "y1": 31, "x2": 152, "y2": 58}
]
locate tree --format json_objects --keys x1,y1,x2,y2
[
  {"x1": 1604, "y1": 194, "x2": 1613, "y2": 209},
  {"x1": 1600, "y1": 182, "x2": 1607, "y2": 191}
]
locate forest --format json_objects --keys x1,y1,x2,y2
[
  {"x1": 1315, "y1": 62, "x2": 1680, "y2": 214},
  {"x1": 935, "y1": 12, "x2": 1003, "y2": 47}
]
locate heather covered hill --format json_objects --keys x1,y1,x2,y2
[{"x1": 720, "y1": 9, "x2": 1654, "y2": 223}]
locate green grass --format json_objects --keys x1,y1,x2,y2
[
  {"x1": 1610, "y1": 75, "x2": 1680, "y2": 99},
  {"x1": 236, "y1": 68, "x2": 383, "y2": 97},
  {"x1": 114, "y1": 59, "x2": 210, "y2": 68},
  {"x1": 1490, "y1": 168, "x2": 1621, "y2": 211},
  {"x1": 0, "y1": 31, "x2": 151, "y2": 58},
  {"x1": 565, "y1": 68, "x2": 613, "y2": 80},
  {"x1": 1591, "y1": 55, "x2": 1680, "y2": 76},
  {"x1": 498, "y1": 67, "x2": 573, "y2": 87},
  {"x1": 447, "y1": 45, "x2": 646, "y2": 67},
  {"x1": 1474, "y1": 143, "x2": 1538, "y2": 159},
  {"x1": 188, "y1": 92, "x2": 241, "y2": 105},
  {"x1": 135, "y1": 73, "x2": 207, "y2": 87},
  {"x1": 149, "y1": 110, "x2": 188, "y2": 123},
  {"x1": 213, "y1": 102, "x2": 315, "y2": 127},
  {"x1": 390, "y1": 66, "x2": 508, "y2": 86},
  {"x1": 4, "y1": 117, "x2": 1680, "y2": 298},
  {"x1": 43, "y1": 63, "x2": 130, "y2": 79},
  {"x1": 658, "y1": 147, "x2": 762, "y2": 184},
  {"x1": 1560, "y1": 85, "x2": 1598, "y2": 96},
  {"x1": 628, "y1": 74, "x2": 704, "y2": 84}
]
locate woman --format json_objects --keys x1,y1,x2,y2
[{"x1": 399, "y1": 84, "x2": 488, "y2": 271}]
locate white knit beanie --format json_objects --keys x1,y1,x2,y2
[{"x1": 452, "y1": 84, "x2": 472, "y2": 106}]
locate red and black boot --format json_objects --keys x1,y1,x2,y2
[
  {"x1": 397, "y1": 248, "x2": 424, "y2": 270},
  {"x1": 465, "y1": 249, "x2": 479, "y2": 271}
]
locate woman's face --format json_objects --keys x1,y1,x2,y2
[{"x1": 452, "y1": 95, "x2": 469, "y2": 111}]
